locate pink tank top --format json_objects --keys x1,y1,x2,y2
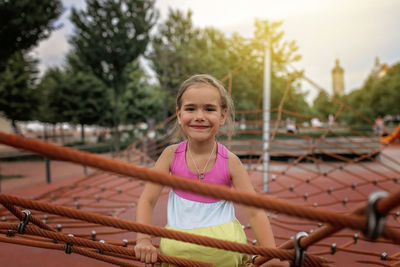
[{"x1": 171, "y1": 140, "x2": 232, "y2": 203}]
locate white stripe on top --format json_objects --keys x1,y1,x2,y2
[{"x1": 167, "y1": 190, "x2": 235, "y2": 230}]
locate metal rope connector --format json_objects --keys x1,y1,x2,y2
[
  {"x1": 251, "y1": 255, "x2": 259, "y2": 264},
  {"x1": 363, "y1": 191, "x2": 388, "y2": 240},
  {"x1": 293, "y1": 231, "x2": 308, "y2": 267},
  {"x1": 65, "y1": 234, "x2": 74, "y2": 254},
  {"x1": 17, "y1": 210, "x2": 31, "y2": 234},
  {"x1": 98, "y1": 240, "x2": 106, "y2": 254},
  {"x1": 91, "y1": 230, "x2": 96, "y2": 241}
]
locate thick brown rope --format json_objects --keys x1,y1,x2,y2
[
  {"x1": 252, "y1": 191, "x2": 400, "y2": 266},
  {"x1": 0, "y1": 235, "x2": 142, "y2": 267},
  {"x1": 0, "y1": 222, "x2": 212, "y2": 267},
  {"x1": 1, "y1": 132, "x2": 397, "y2": 237},
  {"x1": 1, "y1": 202, "x2": 55, "y2": 232},
  {"x1": 0, "y1": 194, "x2": 327, "y2": 265}
]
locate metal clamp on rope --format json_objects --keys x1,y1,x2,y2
[
  {"x1": 251, "y1": 255, "x2": 259, "y2": 264},
  {"x1": 17, "y1": 210, "x2": 31, "y2": 234},
  {"x1": 293, "y1": 232, "x2": 308, "y2": 267},
  {"x1": 363, "y1": 191, "x2": 388, "y2": 240},
  {"x1": 65, "y1": 234, "x2": 74, "y2": 254}
]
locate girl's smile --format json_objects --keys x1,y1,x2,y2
[{"x1": 190, "y1": 125, "x2": 210, "y2": 129}]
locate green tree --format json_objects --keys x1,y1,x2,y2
[
  {"x1": 148, "y1": 12, "x2": 308, "y2": 120},
  {"x1": 69, "y1": 0, "x2": 157, "y2": 151},
  {"x1": 148, "y1": 9, "x2": 201, "y2": 119},
  {"x1": 37, "y1": 61, "x2": 112, "y2": 142},
  {"x1": 341, "y1": 63, "x2": 400, "y2": 127},
  {"x1": 252, "y1": 19, "x2": 302, "y2": 74},
  {"x1": 249, "y1": 19, "x2": 306, "y2": 114},
  {"x1": 0, "y1": 51, "x2": 39, "y2": 133},
  {"x1": 122, "y1": 60, "x2": 163, "y2": 126},
  {"x1": 369, "y1": 63, "x2": 400, "y2": 116},
  {"x1": 0, "y1": 0, "x2": 63, "y2": 70},
  {"x1": 312, "y1": 91, "x2": 338, "y2": 118},
  {"x1": 36, "y1": 67, "x2": 66, "y2": 126}
]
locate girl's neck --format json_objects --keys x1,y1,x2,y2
[{"x1": 187, "y1": 138, "x2": 216, "y2": 154}]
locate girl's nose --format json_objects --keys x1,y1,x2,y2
[{"x1": 194, "y1": 110, "x2": 205, "y2": 120}]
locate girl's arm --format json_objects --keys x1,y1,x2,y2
[
  {"x1": 229, "y1": 151, "x2": 276, "y2": 247},
  {"x1": 134, "y1": 145, "x2": 176, "y2": 265},
  {"x1": 230, "y1": 152, "x2": 289, "y2": 266}
]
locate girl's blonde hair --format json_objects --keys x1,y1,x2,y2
[{"x1": 174, "y1": 74, "x2": 235, "y2": 139}]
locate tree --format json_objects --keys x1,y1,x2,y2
[
  {"x1": 0, "y1": 51, "x2": 39, "y2": 133},
  {"x1": 122, "y1": 60, "x2": 163, "y2": 126},
  {"x1": 69, "y1": 0, "x2": 157, "y2": 152},
  {"x1": 0, "y1": 0, "x2": 63, "y2": 70},
  {"x1": 148, "y1": 9, "x2": 201, "y2": 119},
  {"x1": 312, "y1": 91, "x2": 339, "y2": 119},
  {"x1": 148, "y1": 12, "x2": 307, "y2": 121},
  {"x1": 341, "y1": 62, "x2": 400, "y2": 127},
  {"x1": 369, "y1": 63, "x2": 400, "y2": 116},
  {"x1": 36, "y1": 67, "x2": 66, "y2": 125},
  {"x1": 37, "y1": 58, "x2": 112, "y2": 142}
]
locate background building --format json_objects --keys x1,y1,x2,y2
[{"x1": 332, "y1": 59, "x2": 345, "y2": 96}]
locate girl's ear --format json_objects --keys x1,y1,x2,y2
[
  {"x1": 219, "y1": 108, "x2": 228, "y2": 125},
  {"x1": 176, "y1": 107, "x2": 182, "y2": 125}
]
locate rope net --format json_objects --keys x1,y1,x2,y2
[{"x1": 0, "y1": 67, "x2": 400, "y2": 267}]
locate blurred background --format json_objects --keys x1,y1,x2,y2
[
  {"x1": 1, "y1": 0, "x2": 400, "y2": 153},
  {"x1": 1, "y1": 2, "x2": 400, "y2": 266}
]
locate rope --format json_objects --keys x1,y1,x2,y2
[{"x1": 1, "y1": 132, "x2": 399, "y2": 240}]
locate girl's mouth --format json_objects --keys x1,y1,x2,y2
[{"x1": 191, "y1": 125, "x2": 209, "y2": 129}]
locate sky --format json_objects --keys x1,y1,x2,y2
[{"x1": 31, "y1": 0, "x2": 400, "y2": 101}]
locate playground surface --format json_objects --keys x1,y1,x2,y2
[{"x1": 0, "y1": 142, "x2": 400, "y2": 266}]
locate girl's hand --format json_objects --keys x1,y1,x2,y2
[
  {"x1": 261, "y1": 258, "x2": 290, "y2": 267},
  {"x1": 134, "y1": 238, "x2": 158, "y2": 266}
]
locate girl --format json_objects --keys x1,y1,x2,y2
[{"x1": 135, "y1": 74, "x2": 279, "y2": 266}]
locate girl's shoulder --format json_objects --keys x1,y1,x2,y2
[
  {"x1": 162, "y1": 143, "x2": 180, "y2": 157},
  {"x1": 225, "y1": 147, "x2": 241, "y2": 166},
  {"x1": 155, "y1": 144, "x2": 180, "y2": 171}
]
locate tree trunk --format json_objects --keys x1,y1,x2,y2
[
  {"x1": 113, "y1": 125, "x2": 120, "y2": 154},
  {"x1": 113, "y1": 87, "x2": 121, "y2": 154},
  {"x1": 81, "y1": 124, "x2": 85, "y2": 143},
  {"x1": 60, "y1": 124, "x2": 65, "y2": 145},
  {"x1": 162, "y1": 82, "x2": 169, "y2": 120},
  {"x1": 11, "y1": 120, "x2": 20, "y2": 135},
  {"x1": 52, "y1": 124, "x2": 56, "y2": 142},
  {"x1": 44, "y1": 124, "x2": 48, "y2": 141}
]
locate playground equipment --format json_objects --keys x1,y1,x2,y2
[
  {"x1": 381, "y1": 124, "x2": 400, "y2": 144},
  {"x1": 0, "y1": 61, "x2": 399, "y2": 266}
]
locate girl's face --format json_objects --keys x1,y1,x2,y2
[{"x1": 177, "y1": 84, "x2": 227, "y2": 143}]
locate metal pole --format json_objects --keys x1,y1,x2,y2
[
  {"x1": 45, "y1": 158, "x2": 51, "y2": 184},
  {"x1": 44, "y1": 123, "x2": 51, "y2": 184},
  {"x1": 262, "y1": 36, "x2": 271, "y2": 193}
]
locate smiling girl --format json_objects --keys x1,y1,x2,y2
[{"x1": 134, "y1": 74, "x2": 280, "y2": 266}]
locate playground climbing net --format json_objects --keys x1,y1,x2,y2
[{"x1": 0, "y1": 68, "x2": 400, "y2": 266}]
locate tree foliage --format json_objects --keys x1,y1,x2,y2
[
  {"x1": 148, "y1": 10, "x2": 307, "y2": 120},
  {"x1": 122, "y1": 60, "x2": 163, "y2": 126},
  {"x1": 36, "y1": 67, "x2": 67, "y2": 125},
  {"x1": 36, "y1": 57, "x2": 112, "y2": 141},
  {"x1": 69, "y1": 0, "x2": 157, "y2": 150},
  {"x1": 0, "y1": 51, "x2": 39, "y2": 131},
  {"x1": 341, "y1": 63, "x2": 400, "y2": 126},
  {"x1": 312, "y1": 91, "x2": 339, "y2": 118},
  {"x1": 0, "y1": 0, "x2": 63, "y2": 69}
]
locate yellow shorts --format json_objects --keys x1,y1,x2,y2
[{"x1": 160, "y1": 218, "x2": 248, "y2": 267}]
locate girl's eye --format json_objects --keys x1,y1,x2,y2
[
  {"x1": 185, "y1": 107, "x2": 195, "y2": 111},
  {"x1": 206, "y1": 108, "x2": 216, "y2": 112}
]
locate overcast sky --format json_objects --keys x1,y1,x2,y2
[{"x1": 31, "y1": 0, "x2": 400, "y2": 101}]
